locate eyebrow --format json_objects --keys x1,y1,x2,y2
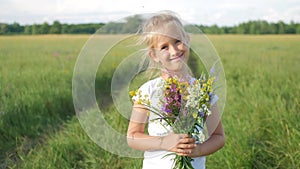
[
  {"x1": 157, "y1": 42, "x2": 168, "y2": 48},
  {"x1": 156, "y1": 38, "x2": 177, "y2": 48}
]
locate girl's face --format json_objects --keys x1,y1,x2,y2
[{"x1": 150, "y1": 35, "x2": 189, "y2": 72}]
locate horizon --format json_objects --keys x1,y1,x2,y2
[{"x1": 2, "y1": 19, "x2": 299, "y2": 27}]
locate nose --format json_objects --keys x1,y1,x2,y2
[{"x1": 169, "y1": 43, "x2": 180, "y2": 56}]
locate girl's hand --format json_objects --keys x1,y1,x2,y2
[{"x1": 160, "y1": 133, "x2": 196, "y2": 156}]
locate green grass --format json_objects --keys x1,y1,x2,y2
[{"x1": 0, "y1": 35, "x2": 299, "y2": 169}]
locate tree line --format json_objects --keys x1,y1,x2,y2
[
  {"x1": 0, "y1": 21, "x2": 104, "y2": 35},
  {"x1": 1, "y1": 18, "x2": 300, "y2": 35},
  {"x1": 198, "y1": 20, "x2": 300, "y2": 34}
]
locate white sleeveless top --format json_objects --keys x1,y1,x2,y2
[{"x1": 136, "y1": 77, "x2": 217, "y2": 169}]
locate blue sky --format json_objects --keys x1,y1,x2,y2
[{"x1": 1, "y1": 0, "x2": 300, "y2": 26}]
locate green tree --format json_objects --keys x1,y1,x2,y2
[
  {"x1": 31, "y1": 24, "x2": 40, "y2": 34},
  {"x1": 49, "y1": 21, "x2": 61, "y2": 34},
  {"x1": 98, "y1": 22, "x2": 123, "y2": 34},
  {"x1": 259, "y1": 20, "x2": 269, "y2": 34},
  {"x1": 121, "y1": 15, "x2": 143, "y2": 33},
  {"x1": 268, "y1": 23, "x2": 277, "y2": 34},
  {"x1": 0, "y1": 23, "x2": 8, "y2": 34},
  {"x1": 11, "y1": 22, "x2": 23, "y2": 33},
  {"x1": 278, "y1": 21, "x2": 285, "y2": 34},
  {"x1": 218, "y1": 27, "x2": 225, "y2": 34},
  {"x1": 61, "y1": 24, "x2": 70, "y2": 34},
  {"x1": 209, "y1": 25, "x2": 218, "y2": 34},
  {"x1": 24, "y1": 25, "x2": 32, "y2": 34},
  {"x1": 40, "y1": 22, "x2": 50, "y2": 34},
  {"x1": 286, "y1": 21, "x2": 296, "y2": 34},
  {"x1": 296, "y1": 24, "x2": 300, "y2": 34},
  {"x1": 221, "y1": 26, "x2": 231, "y2": 34},
  {"x1": 237, "y1": 23, "x2": 246, "y2": 34},
  {"x1": 249, "y1": 21, "x2": 257, "y2": 34}
]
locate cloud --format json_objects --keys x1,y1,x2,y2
[
  {"x1": 262, "y1": 6, "x2": 300, "y2": 23},
  {"x1": 0, "y1": 0, "x2": 299, "y2": 25}
]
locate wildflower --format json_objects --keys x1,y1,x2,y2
[
  {"x1": 129, "y1": 90, "x2": 136, "y2": 97},
  {"x1": 129, "y1": 73, "x2": 217, "y2": 168},
  {"x1": 192, "y1": 112, "x2": 198, "y2": 119}
]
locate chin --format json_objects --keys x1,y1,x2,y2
[{"x1": 169, "y1": 65, "x2": 186, "y2": 73}]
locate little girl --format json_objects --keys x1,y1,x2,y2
[{"x1": 127, "y1": 11, "x2": 225, "y2": 169}]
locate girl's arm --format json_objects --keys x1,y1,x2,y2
[
  {"x1": 127, "y1": 104, "x2": 196, "y2": 155},
  {"x1": 189, "y1": 103, "x2": 226, "y2": 157}
]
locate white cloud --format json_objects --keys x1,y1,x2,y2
[
  {"x1": 0, "y1": 0, "x2": 299, "y2": 25},
  {"x1": 262, "y1": 6, "x2": 300, "y2": 23}
]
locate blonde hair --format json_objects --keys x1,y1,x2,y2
[{"x1": 139, "y1": 11, "x2": 189, "y2": 49}]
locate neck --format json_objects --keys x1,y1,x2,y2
[{"x1": 161, "y1": 69, "x2": 191, "y2": 81}]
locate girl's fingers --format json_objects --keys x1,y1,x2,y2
[
  {"x1": 175, "y1": 148, "x2": 193, "y2": 156},
  {"x1": 167, "y1": 133, "x2": 196, "y2": 152},
  {"x1": 177, "y1": 143, "x2": 196, "y2": 149},
  {"x1": 176, "y1": 153, "x2": 189, "y2": 156},
  {"x1": 179, "y1": 137, "x2": 196, "y2": 144}
]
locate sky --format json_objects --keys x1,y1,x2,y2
[{"x1": 1, "y1": 0, "x2": 300, "y2": 26}]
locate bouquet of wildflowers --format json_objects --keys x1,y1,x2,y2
[{"x1": 129, "y1": 73, "x2": 216, "y2": 169}]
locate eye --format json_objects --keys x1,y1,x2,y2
[
  {"x1": 175, "y1": 39, "x2": 182, "y2": 44},
  {"x1": 161, "y1": 45, "x2": 168, "y2": 50}
]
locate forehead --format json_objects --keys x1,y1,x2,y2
[
  {"x1": 150, "y1": 27, "x2": 186, "y2": 47},
  {"x1": 153, "y1": 35, "x2": 176, "y2": 47}
]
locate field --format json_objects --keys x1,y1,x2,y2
[{"x1": 0, "y1": 34, "x2": 299, "y2": 169}]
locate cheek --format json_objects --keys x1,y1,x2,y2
[
  {"x1": 178, "y1": 44, "x2": 188, "y2": 52},
  {"x1": 158, "y1": 51, "x2": 170, "y2": 60}
]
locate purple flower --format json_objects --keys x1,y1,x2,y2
[
  {"x1": 170, "y1": 84, "x2": 177, "y2": 92},
  {"x1": 162, "y1": 104, "x2": 172, "y2": 113},
  {"x1": 198, "y1": 109, "x2": 205, "y2": 117},
  {"x1": 174, "y1": 94, "x2": 180, "y2": 101},
  {"x1": 210, "y1": 63, "x2": 216, "y2": 74},
  {"x1": 175, "y1": 101, "x2": 181, "y2": 108}
]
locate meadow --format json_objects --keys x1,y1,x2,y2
[{"x1": 0, "y1": 34, "x2": 299, "y2": 169}]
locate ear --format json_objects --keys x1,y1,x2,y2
[{"x1": 148, "y1": 49, "x2": 160, "y2": 63}]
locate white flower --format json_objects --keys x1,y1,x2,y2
[{"x1": 198, "y1": 131, "x2": 206, "y2": 143}]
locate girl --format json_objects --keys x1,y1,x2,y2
[{"x1": 127, "y1": 11, "x2": 225, "y2": 169}]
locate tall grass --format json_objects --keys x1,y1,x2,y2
[
  {"x1": 206, "y1": 35, "x2": 300, "y2": 168},
  {"x1": 0, "y1": 35, "x2": 299, "y2": 168},
  {"x1": 0, "y1": 35, "x2": 84, "y2": 167}
]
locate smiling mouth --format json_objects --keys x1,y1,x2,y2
[{"x1": 170, "y1": 54, "x2": 184, "y2": 61}]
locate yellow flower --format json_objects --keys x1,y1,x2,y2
[
  {"x1": 183, "y1": 95, "x2": 188, "y2": 100},
  {"x1": 177, "y1": 87, "x2": 181, "y2": 92},
  {"x1": 129, "y1": 90, "x2": 136, "y2": 97},
  {"x1": 172, "y1": 78, "x2": 178, "y2": 84},
  {"x1": 192, "y1": 112, "x2": 198, "y2": 118},
  {"x1": 205, "y1": 94, "x2": 210, "y2": 101},
  {"x1": 146, "y1": 99, "x2": 150, "y2": 105},
  {"x1": 180, "y1": 82, "x2": 189, "y2": 89}
]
